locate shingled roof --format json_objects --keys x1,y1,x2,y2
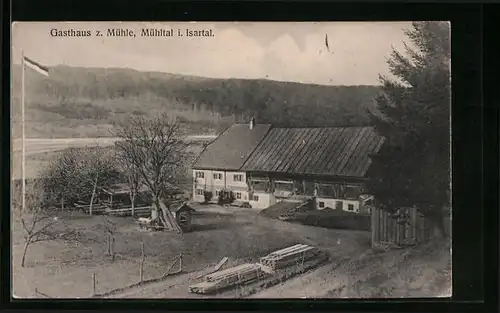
[
  {"x1": 193, "y1": 123, "x2": 271, "y2": 171},
  {"x1": 241, "y1": 126, "x2": 385, "y2": 178}
]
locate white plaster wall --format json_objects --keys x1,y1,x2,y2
[
  {"x1": 249, "y1": 192, "x2": 276, "y2": 209},
  {"x1": 317, "y1": 198, "x2": 360, "y2": 213}
]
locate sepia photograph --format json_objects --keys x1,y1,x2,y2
[{"x1": 11, "y1": 21, "x2": 451, "y2": 299}]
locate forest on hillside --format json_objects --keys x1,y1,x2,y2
[{"x1": 11, "y1": 65, "x2": 381, "y2": 138}]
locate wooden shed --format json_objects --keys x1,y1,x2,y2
[
  {"x1": 99, "y1": 183, "x2": 150, "y2": 209},
  {"x1": 170, "y1": 202, "x2": 196, "y2": 229}
]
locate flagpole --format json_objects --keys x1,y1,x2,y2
[{"x1": 21, "y1": 50, "x2": 26, "y2": 212}]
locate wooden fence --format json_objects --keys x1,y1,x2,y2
[{"x1": 371, "y1": 206, "x2": 445, "y2": 248}]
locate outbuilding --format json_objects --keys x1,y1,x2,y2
[{"x1": 170, "y1": 202, "x2": 196, "y2": 230}]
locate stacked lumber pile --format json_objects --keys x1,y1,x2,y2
[
  {"x1": 196, "y1": 257, "x2": 229, "y2": 279},
  {"x1": 259, "y1": 244, "x2": 322, "y2": 271},
  {"x1": 189, "y1": 263, "x2": 267, "y2": 294}
]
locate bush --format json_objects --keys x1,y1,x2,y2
[
  {"x1": 217, "y1": 190, "x2": 234, "y2": 205},
  {"x1": 203, "y1": 191, "x2": 213, "y2": 203},
  {"x1": 293, "y1": 211, "x2": 371, "y2": 231}
]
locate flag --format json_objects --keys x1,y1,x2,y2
[{"x1": 23, "y1": 56, "x2": 49, "y2": 76}]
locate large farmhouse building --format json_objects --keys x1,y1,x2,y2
[
  {"x1": 192, "y1": 120, "x2": 271, "y2": 203},
  {"x1": 192, "y1": 120, "x2": 385, "y2": 213}
]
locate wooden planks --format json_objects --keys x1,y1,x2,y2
[
  {"x1": 259, "y1": 244, "x2": 321, "y2": 271},
  {"x1": 189, "y1": 263, "x2": 266, "y2": 294},
  {"x1": 189, "y1": 244, "x2": 325, "y2": 295}
]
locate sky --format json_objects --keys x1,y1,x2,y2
[{"x1": 12, "y1": 22, "x2": 412, "y2": 86}]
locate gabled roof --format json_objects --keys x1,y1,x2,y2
[
  {"x1": 193, "y1": 123, "x2": 271, "y2": 171},
  {"x1": 241, "y1": 126, "x2": 385, "y2": 178},
  {"x1": 170, "y1": 201, "x2": 195, "y2": 213}
]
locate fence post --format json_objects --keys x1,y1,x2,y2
[
  {"x1": 411, "y1": 207, "x2": 417, "y2": 244},
  {"x1": 112, "y1": 236, "x2": 116, "y2": 261},
  {"x1": 92, "y1": 273, "x2": 96, "y2": 296},
  {"x1": 179, "y1": 253, "x2": 183, "y2": 272},
  {"x1": 107, "y1": 235, "x2": 111, "y2": 255},
  {"x1": 140, "y1": 242, "x2": 145, "y2": 283},
  {"x1": 370, "y1": 207, "x2": 376, "y2": 247}
]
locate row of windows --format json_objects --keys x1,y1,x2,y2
[
  {"x1": 196, "y1": 189, "x2": 245, "y2": 200},
  {"x1": 196, "y1": 190, "x2": 350, "y2": 208},
  {"x1": 318, "y1": 201, "x2": 355, "y2": 211},
  {"x1": 196, "y1": 191, "x2": 354, "y2": 209},
  {"x1": 195, "y1": 171, "x2": 244, "y2": 182}
]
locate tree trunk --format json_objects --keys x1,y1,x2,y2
[
  {"x1": 152, "y1": 195, "x2": 160, "y2": 224},
  {"x1": 130, "y1": 192, "x2": 135, "y2": 217},
  {"x1": 89, "y1": 177, "x2": 98, "y2": 216},
  {"x1": 21, "y1": 239, "x2": 31, "y2": 267}
]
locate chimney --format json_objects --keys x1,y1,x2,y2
[{"x1": 249, "y1": 117, "x2": 256, "y2": 130}]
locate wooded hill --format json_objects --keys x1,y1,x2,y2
[{"x1": 11, "y1": 65, "x2": 381, "y2": 138}]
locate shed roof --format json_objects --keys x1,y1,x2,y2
[
  {"x1": 170, "y1": 201, "x2": 195, "y2": 213},
  {"x1": 241, "y1": 126, "x2": 385, "y2": 178},
  {"x1": 193, "y1": 123, "x2": 271, "y2": 170}
]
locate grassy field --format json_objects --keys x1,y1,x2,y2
[
  {"x1": 12, "y1": 206, "x2": 372, "y2": 298},
  {"x1": 12, "y1": 204, "x2": 451, "y2": 299},
  {"x1": 249, "y1": 238, "x2": 451, "y2": 298},
  {"x1": 261, "y1": 203, "x2": 371, "y2": 231}
]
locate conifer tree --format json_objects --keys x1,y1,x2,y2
[{"x1": 368, "y1": 22, "x2": 451, "y2": 236}]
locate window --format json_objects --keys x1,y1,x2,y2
[
  {"x1": 195, "y1": 171, "x2": 204, "y2": 179},
  {"x1": 213, "y1": 173, "x2": 222, "y2": 180},
  {"x1": 234, "y1": 174, "x2": 243, "y2": 182},
  {"x1": 196, "y1": 189, "x2": 204, "y2": 195},
  {"x1": 319, "y1": 201, "x2": 325, "y2": 208},
  {"x1": 336, "y1": 201, "x2": 343, "y2": 210},
  {"x1": 253, "y1": 195, "x2": 259, "y2": 201},
  {"x1": 348, "y1": 204, "x2": 354, "y2": 211},
  {"x1": 235, "y1": 192, "x2": 242, "y2": 199}
]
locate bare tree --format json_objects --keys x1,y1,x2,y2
[
  {"x1": 113, "y1": 113, "x2": 191, "y2": 233},
  {"x1": 80, "y1": 146, "x2": 117, "y2": 215},
  {"x1": 116, "y1": 151, "x2": 142, "y2": 217},
  {"x1": 13, "y1": 180, "x2": 81, "y2": 267},
  {"x1": 42, "y1": 147, "x2": 117, "y2": 214},
  {"x1": 43, "y1": 148, "x2": 86, "y2": 209}
]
